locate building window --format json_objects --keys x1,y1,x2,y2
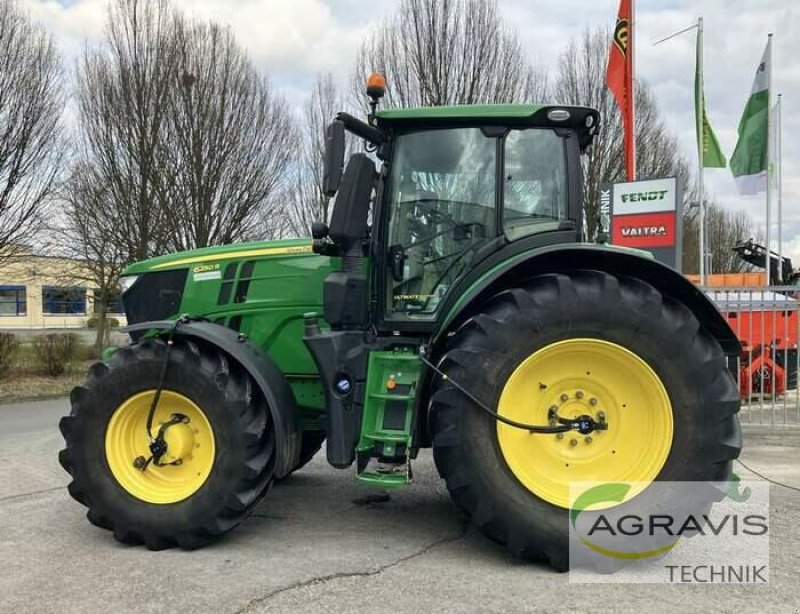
[
  {"x1": 92, "y1": 288, "x2": 123, "y2": 315},
  {"x1": 0, "y1": 286, "x2": 27, "y2": 316},
  {"x1": 42, "y1": 286, "x2": 87, "y2": 315}
]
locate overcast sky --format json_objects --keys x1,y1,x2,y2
[{"x1": 22, "y1": 0, "x2": 800, "y2": 265}]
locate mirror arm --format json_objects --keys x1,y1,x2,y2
[{"x1": 336, "y1": 112, "x2": 387, "y2": 145}]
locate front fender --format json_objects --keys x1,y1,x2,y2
[
  {"x1": 436, "y1": 243, "x2": 740, "y2": 356},
  {"x1": 124, "y1": 319, "x2": 301, "y2": 477}
]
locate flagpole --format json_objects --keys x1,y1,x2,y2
[
  {"x1": 697, "y1": 17, "x2": 706, "y2": 284},
  {"x1": 653, "y1": 18, "x2": 717, "y2": 280},
  {"x1": 777, "y1": 92, "x2": 783, "y2": 283},
  {"x1": 765, "y1": 33, "x2": 773, "y2": 286}
]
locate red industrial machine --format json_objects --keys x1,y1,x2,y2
[
  {"x1": 689, "y1": 241, "x2": 800, "y2": 399},
  {"x1": 728, "y1": 306, "x2": 796, "y2": 398},
  {"x1": 738, "y1": 343, "x2": 787, "y2": 398}
]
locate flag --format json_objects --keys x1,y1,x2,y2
[
  {"x1": 606, "y1": 0, "x2": 635, "y2": 180},
  {"x1": 730, "y1": 37, "x2": 771, "y2": 195},
  {"x1": 694, "y1": 31, "x2": 726, "y2": 168}
]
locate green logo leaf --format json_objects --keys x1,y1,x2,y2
[
  {"x1": 570, "y1": 483, "x2": 631, "y2": 529},
  {"x1": 726, "y1": 474, "x2": 752, "y2": 503}
]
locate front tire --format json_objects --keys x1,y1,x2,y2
[
  {"x1": 430, "y1": 271, "x2": 741, "y2": 571},
  {"x1": 59, "y1": 337, "x2": 276, "y2": 550}
]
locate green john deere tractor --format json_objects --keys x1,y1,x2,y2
[{"x1": 59, "y1": 76, "x2": 741, "y2": 571}]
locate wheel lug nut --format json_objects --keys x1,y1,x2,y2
[
  {"x1": 556, "y1": 433, "x2": 564, "y2": 439},
  {"x1": 576, "y1": 390, "x2": 584, "y2": 399},
  {"x1": 589, "y1": 397, "x2": 598, "y2": 406},
  {"x1": 585, "y1": 436, "x2": 593, "y2": 444},
  {"x1": 560, "y1": 393, "x2": 569, "y2": 402},
  {"x1": 570, "y1": 438, "x2": 578, "y2": 446}
]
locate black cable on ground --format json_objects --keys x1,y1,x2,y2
[{"x1": 736, "y1": 459, "x2": 800, "y2": 494}]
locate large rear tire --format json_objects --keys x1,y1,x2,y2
[
  {"x1": 430, "y1": 271, "x2": 741, "y2": 571},
  {"x1": 59, "y1": 337, "x2": 276, "y2": 550}
]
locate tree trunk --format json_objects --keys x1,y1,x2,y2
[{"x1": 94, "y1": 291, "x2": 108, "y2": 353}]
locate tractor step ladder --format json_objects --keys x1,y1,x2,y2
[{"x1": 355, "y1": 350, "x2": 421, "y2": 487}]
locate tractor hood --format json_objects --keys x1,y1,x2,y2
[
  {"x1": 122, "y1": 238, "x2": 314, "y2": 275},
  {"x1": 119, "y1": 237, "x2": 334, "y2": 376}
]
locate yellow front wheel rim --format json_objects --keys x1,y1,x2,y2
[
  {"x1": 105, "y1": 390, "x2": 216, "y2": 504},
  {"x1": 497, "y1": 339, "x2": 673, "y2": 509}
]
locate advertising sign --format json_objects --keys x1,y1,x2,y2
[{"x1": 608, "y1": 177, "x2": 682, "y2": 270}]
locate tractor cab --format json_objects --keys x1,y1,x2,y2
[
  {"x1": 314, "y1": 76, "x2": 600, "y2": 335},
  {"x1": 382, "y1": 115, "x2": 574, "y2": 319}
]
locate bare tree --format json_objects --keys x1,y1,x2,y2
[
  {"x1": 285, "y1": 74, "x2": 350, "y2": 236},
  {"x1": 58, "y1": 165, "x2": 127, "y2": 351},
  {"x1": 351, "y1": 0, "x2": 547, "y2": 110},
  {"x1": 159, "y1": 20, "x2": 295, "y2": 250},
  {"x1": 553, "y1": 28, "x2": 692, "y2": 240},
  {"x1": 0, "y1": 0, "x2": 63, "y2": 264},
  {"x1": 75, "y1": 0, "x2": 178, "y2": 262},
  {"x1": 708, "y1": 207, "x2": 755, "y2": 274},
  {"x1": 682, "y1": 204, "x2": 754, "y2": 275},
  {"x1": 75, "y1": 0, "x2": 296, "y2": 257}
]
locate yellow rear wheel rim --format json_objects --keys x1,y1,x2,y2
[
  {"x1": 105, "y1": 390, "x2": 216, "y2": 504},
  {"x1": 497, "y1": 338, "x2": 673, "y2": 509}
]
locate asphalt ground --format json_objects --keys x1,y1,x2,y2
[{"x1": 1, "y1": 397, "x2": 798, "y2": 614}]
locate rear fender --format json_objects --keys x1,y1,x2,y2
[
  {"x1": 436, "y1": 244, "x2": 740, "y2": 356},
  {"x1": 124, "y1": 319, "x2": 301, "y2": 477}
]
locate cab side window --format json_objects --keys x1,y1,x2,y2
[
  {"x1": 386, "y1": 128, "x2": 496, "y2": 319},
  {"x1": 503, "y1": 130, "x2": 567, "y2": 236}
]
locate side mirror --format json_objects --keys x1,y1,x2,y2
[
  {"x1": 328, "y1": 154, "x2": 376, "y2": 256},
  {"x1": 323, "y1": 120, "x2": 345, "y2": 197}
]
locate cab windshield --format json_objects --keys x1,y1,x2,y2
[{"x1": 385, "y1": 126, "x2": 567, "y2": 319}]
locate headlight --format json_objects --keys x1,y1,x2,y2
[{"x1": 119, "y1": 275, "x2": 140, "y2": 294}]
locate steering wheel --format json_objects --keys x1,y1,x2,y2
[{"x1": 397, "y1": 198, "x2": 487, "y2": 251}]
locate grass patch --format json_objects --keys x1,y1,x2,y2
[{"x1": 0, "y1": 341, "x2": 92, "y2": 402}]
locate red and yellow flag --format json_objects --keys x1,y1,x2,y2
[{"x1": 606, "y1": 0, "x2": 636, "y2": 180}]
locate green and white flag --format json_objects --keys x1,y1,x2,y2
[
  {"x1": 695, "y1": 33, "x2": 726, "y2": 168},
  {"x1": 730, "y1": 37, "x2": 771, "y2": 194}
]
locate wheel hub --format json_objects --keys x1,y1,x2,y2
[
  {"x1": 105, "y1": 390, "x2": 216, "y2": 504},
  {"x1": 496, "y1": 339, "x2": 674, "y2": 509},
  {"x1": 161, "y1": 420, "x2": 196, "y2": 463},
  {"x1": 546, "y1": 397, "x2": 607, "y2": 436},
  {"x1": 546, "y1": 388, "x2": 611, "y2": 460}
]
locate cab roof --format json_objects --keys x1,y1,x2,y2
[{"x1": 375, "y1": 103, "x2": 600, "y2": 150}]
